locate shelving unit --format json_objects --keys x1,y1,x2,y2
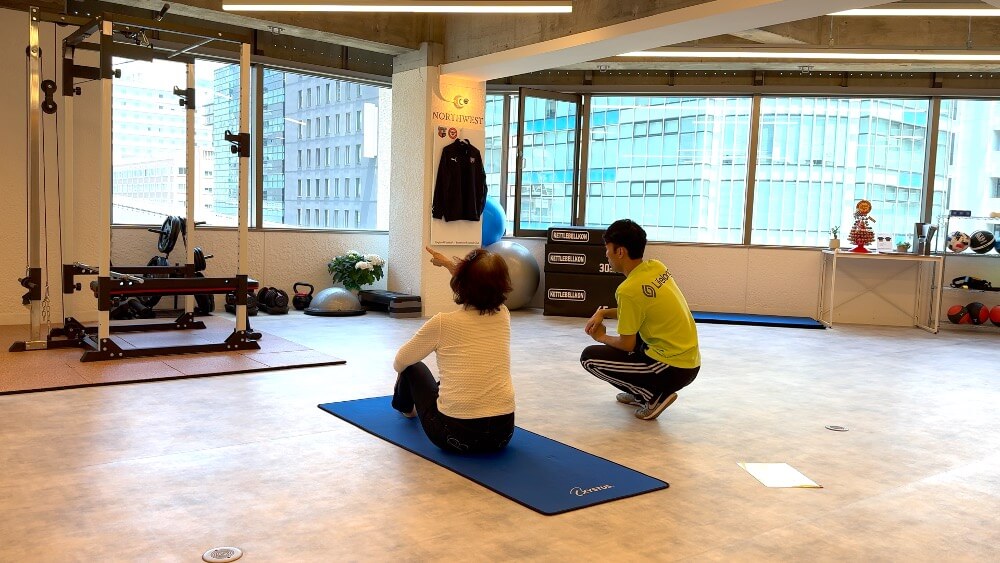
[{"x1": 939, "y1": 214, "x2": 1000, "y2": 332}]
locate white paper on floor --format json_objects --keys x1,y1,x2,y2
[{"x1": 738, "y1": 462, "x2": 822, "y2": 488}]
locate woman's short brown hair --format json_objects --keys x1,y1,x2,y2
[{"x1": 450, "y1": 249, "x2": 512, "y2": 314}]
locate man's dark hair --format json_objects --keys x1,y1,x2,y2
[
  {"x1": 603, "y1": 219, "x2": 647, "y2": 259},
  {"x1": 450, "y1": 248, "x2": 512, "y2": 314}
]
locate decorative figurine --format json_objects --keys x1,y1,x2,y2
[{"x1": 847, "y1": 199, "x2": 876, "y2": 253}]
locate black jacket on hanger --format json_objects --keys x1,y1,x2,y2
[{"x1": 432, "y1": 139, "x2": 487, "y2": 222}]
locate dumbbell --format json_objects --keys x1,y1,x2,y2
[
  {"x1": 257, "y1": 286, "x2": 289, "y2": 315},
  {"x1": 224, "y1": 290, "x2": 258, "y2": 316}
]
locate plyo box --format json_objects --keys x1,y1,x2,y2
[{"x1": 543, "y1": 272, "x2": 621, "y2": 317}]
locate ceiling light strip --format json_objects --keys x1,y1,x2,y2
[
  {"x1": 223, "y1": 0, "x2": 572, "y2": 12},
  {"x1": 618, "y1": 50, "x2": 1000, "y2": 62},
  {"x1": 829, "y1": 8, "x2": 1000, "y2": 16}
]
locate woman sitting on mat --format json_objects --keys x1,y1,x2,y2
[{"x1": 391, "y1": 246, "x2": 515, "y2": 454}]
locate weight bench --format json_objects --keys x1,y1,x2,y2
[{"x1": 358, "y1": 290, "x2": 422, "y2": 318}]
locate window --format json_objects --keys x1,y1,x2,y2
[
  {"x1": 933, "y1": 100, "x2": 1000, "y2": 249},
  {"x1": 584, "y1": 96, "x2": 751, "y2": 243},
  {"x1": 112, "y1": 57, "x2": 236, "y2": 225},
  {"x1": 259, "y1": 69, "x2": 390, "y2": 229},
  {"x1": 486, "y1": 93, "x2": 938, "y2": 246},
  {"x1": 751, "y1": 98, "x2": 929, "y2": 246}
]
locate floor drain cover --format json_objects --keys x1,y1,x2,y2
[
  {"x1": 203, "y1": 547, "x2": 243, "y2": 562},
  {"x1": 825, "y1": 425, "x2": 849, "y2": 432}
]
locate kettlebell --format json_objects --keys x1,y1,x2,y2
[{"x1": 292, "y1": 282, "x2": 314, "y2": 310}]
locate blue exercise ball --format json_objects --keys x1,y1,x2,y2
[
  {"x1": 486, "y1": 241, "x2": 539, "y2": 310},
  {"x1": 481, "y1": 198, "x2": 506, "y2": 247}
]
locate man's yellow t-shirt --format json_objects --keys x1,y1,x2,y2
[{"x1": 615, "y1": 259, "x2": 701, "y2": 369}]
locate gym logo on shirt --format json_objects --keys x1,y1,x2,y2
[{"x1": 642, "y1": 270, "x2": 673, "y2": 298}]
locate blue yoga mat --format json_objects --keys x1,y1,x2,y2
[
  {"x1": 318, "y1": 396, "x2": 668, "y2": 515},
  {"x1": 692, "y1": 311, "x2": 825, "y2": 329}
]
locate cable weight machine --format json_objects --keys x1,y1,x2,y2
[{"x1": 12, "y1": 5, "x2": 260, "y2": 361}]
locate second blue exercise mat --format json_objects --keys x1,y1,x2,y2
[
  {"x1": 318, "y1": 396, "x2": 668, "y2": 515},
  {"x1": 692, "y1": 311, "x2": 825, "y2": 329}
]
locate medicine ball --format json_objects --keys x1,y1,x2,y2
[
  {"x1": 947, "y1": 231, "x2": 970, "y2": 252},
  {"x1": 969, "y1": 230, "x2": 996, "y2": 254},
  {"x1": 990, "y1": 305, "x2": 1000, "y2": 327},
  {"x1": 946, "y1": 304, "x2": 968, "y2": 324},
  {"x1": 966, "y1": 302, "x2": 989, "y2": 325}
]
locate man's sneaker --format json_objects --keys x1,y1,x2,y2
[
  {"x1": 616, "y1": 392, "x2": 642, "y2": 405},
  {"x1": 400, "y1": 406, "x2": 417, "y2": 418},
  {"x1": 634, "y1": 392, "x2": 678, "y2": 420}
]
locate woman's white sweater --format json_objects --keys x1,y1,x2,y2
[{"x1": 393, "y1": 305, "x2": 515, "y2": 419}]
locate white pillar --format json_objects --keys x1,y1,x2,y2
[{"x1": 388, "y1": 43, "x2": 487, "y2": 317}]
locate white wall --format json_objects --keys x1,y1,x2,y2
[{"x1": 0, "y1": 9, "x2": 947, "y2": 328}]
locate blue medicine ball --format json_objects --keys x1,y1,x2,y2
[{"x1": 481, "y1": 198, "x2": 506, "y2": 247}]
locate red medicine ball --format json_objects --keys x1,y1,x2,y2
[
  {"x1": 946, "y1": 304, "x2": 968, "y2": 324},
  {"x1": 991, "y1": 305, "x2": 1000, "y2": 327},
  {"x1": 966, "y1": 302, "x2": 989, "y2": 325}
]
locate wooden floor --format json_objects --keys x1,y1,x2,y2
[
  {"x1": 1, "y1": 310, "x2": 998, "y2": 561},
  {"x1": 0, "y1": 315, "x2": 344, "y2": 395}
]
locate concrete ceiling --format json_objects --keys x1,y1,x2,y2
[{"x1": 5, "y1": 0, "x2": 1000, "y2": 78}]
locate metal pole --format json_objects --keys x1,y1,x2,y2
[
  {"x1": 26, "y1": 9, "x2": 43, "y2": 344},
  {"x1": 97, "y1": 19, "x2": 112, "y2": 343},
  {"x1": 236, "y1": 42, "x2": 250, "y2": 332},
  {"x1": 62, "y1": 45, "x2": 76, "y2": 322},
  {"x1": 184, "y1": 62, "x2": 195, "y2": 314}
]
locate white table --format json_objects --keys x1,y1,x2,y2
[{"x1": 817, "y1": 250, "x2": 944, "y2": 333}]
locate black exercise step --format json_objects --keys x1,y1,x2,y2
[{"x1": 358, "y1": 290, "x2": 421, "y2": 305}]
